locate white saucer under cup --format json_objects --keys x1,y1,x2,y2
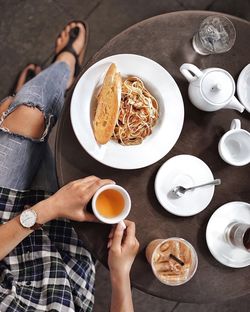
[
  {"x1": 206, "y1": 201, "x2": 250, "y2": 268},
  {"x1": 237, "y1": 63, "x2": 250, "y2": 112},
  {"x1": 154, "y1": 155, "x2": 215, "y2": 217}
]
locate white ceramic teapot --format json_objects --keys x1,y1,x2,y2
[{"x1": 180, "y1": 63, "x2": 245, "y2": 113}]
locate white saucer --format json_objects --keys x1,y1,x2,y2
[
  {"x1": 237, "y1": 63, "x2": 250, "y2": 112},
  {"x1": 154, "y1": 155, "x2": 215, "y2": 217},
  {"x1": 206, "y1": 201, "x2": 250, "y2": 268}
]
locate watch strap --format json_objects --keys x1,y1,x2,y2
[{"x1": 30, "y1": 222, "x2": 43, "y2": 231}]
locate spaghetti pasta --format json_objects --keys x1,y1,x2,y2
[{"x1": 112, "y1": 77, "x2": 159, "y2": 145}]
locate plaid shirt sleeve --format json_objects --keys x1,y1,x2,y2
[{"x1": 0, "y1": 187, "x2": 95, "y2": 312}]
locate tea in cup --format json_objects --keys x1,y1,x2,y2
[
  {"x1": 224, "y1": 222, "x2": 250, "y2": 252},
  {"x1": 145, "y1": 238, "x2": 198, "y2": 286},
  {"x1": 92, "y1": 184, "x2": 131, "y2": 224},
  {"x1": 218, "y1": 119, "x2": 250, "y2": 166}
]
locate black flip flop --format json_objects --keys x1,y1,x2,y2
[{"x1": 53, "y1": 21, "x2": 89, "y2": 78}]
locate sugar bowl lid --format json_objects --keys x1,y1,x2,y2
[{"x1": 201, "y1": 69, "x2": 235, "y2": 105}]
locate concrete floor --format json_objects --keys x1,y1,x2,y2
[{"x1": 0, "y1": 0, "x2": 250, "y2": 311}]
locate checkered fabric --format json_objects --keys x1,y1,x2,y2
[{"x1": 0, "y1": 187, "x2": 95, "y2": 312}]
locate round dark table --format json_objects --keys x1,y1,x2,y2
[{"x1": 55, "y1": 11, "x2": 250, "y2": 303}]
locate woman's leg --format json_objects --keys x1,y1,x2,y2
[
  {"x1": 0, "y1": 62, "x2": 70, "y2": 190},
  {"x1": 0, "y1": 22, "x2": 86, "y2": 190}
]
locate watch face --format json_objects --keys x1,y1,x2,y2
[{"x1": 20, "y1": 209, "x2": 37, "y2": 228}]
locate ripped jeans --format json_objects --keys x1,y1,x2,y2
[{"x1": 0, "y1": 62, "x2": 70, "y2": 191}]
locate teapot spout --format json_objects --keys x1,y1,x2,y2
[{"x1": 226, "y1": 96, "x2": 245, "y2": 113}]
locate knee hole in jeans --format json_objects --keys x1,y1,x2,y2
[{"x1": 1, "y1": 104, "x2": 46, "y2": 140}]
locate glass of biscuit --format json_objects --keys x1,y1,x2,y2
[{"x1": 146, "y1": 237, "x2": 198, "y2": 286}]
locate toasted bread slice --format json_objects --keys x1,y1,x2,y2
[{"x1": 93, "y1": 63, "x2": 122, "y2": 144}]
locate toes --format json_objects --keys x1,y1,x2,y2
[
  {"x1": 62, "y1": 29, "x2": 68, "y2": 40},
  {"x1": 55, "y1": 27, "x2": 70, "y2": 52},
  {"x1": 57, "y1": 37, "x2": 62, "y2": 45},
  {"x1": 70, "y1": 22, "x2": 77, "y2": 28},
  {"x1": 77, "y1": 23, "x2": 86, "y2": 39},
  {"x1": 55, "y1": 37, "x2": 62, "y2": 53},
  {"x1": 35, "y1": 65, "x2": 42, "y2": 75},
  {"x1": 25, "y1": 64, "x2": 36, "y2": 71},
  {"x1": 65, "y1": 24, "x2": 71, "y2": 33},
  {"x1": 55, "y1": 21, "x2": 86, "y2": 62},
  {"x1": 19, "y1": 64, "x2": 35, "y2": 82},
  {"x1": 14, "y1": 64, "x2": 40, "y2": 93},
  {"x1": 76, "y1": 22, "x2": 85, "y2": 31},
  {"x1": 73, "y1": 23, "x2": 86, "y2": 54}
]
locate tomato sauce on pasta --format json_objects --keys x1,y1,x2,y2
[{"x1": 112, "y1": 77, "x2": 159, "y2": 145}]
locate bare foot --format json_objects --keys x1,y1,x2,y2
[
  {"x1": 55, "y1": 22, "x2": 86, "y2": 89},
  {"x1": 0, "y1": 64, "x2": 41, "y2": 116},
  {"x1": 15, "y1": 64, "x2": 41, "y2": 94}
]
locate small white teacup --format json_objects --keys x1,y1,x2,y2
[
  {"x1": 218, "y1": 119, "x2": 250, "y2": 166},
  {"x1": 92, "y1": 184, "x2": 131, "y2": 224}
]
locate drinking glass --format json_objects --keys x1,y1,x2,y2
[
  {"x1": 224, "y1": 222, "x2": 250, "y2": 251},
  {"x1": 145, "y1": 238, "x2": 198, "y2": 286},
  {"x1": 192, "y1": 15, "x2": 236, "y2": 55}
]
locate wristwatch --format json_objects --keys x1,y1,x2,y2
[{"x1": 20, "y1": 206, "x2": 42, "y2": 230}]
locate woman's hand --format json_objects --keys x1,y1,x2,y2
[
  {"x1": 46, "y1": 176, "x2": 114, "y2": 222},
  {"x1": 108, "y1": 220, "x2": 139, "y2": 279}
]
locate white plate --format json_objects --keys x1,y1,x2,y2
[
  {"x1": 237, "y1": 63, "x2": 250, "y2": 112},
  {"x1": 206, "y1": 201, "x2": 250, "y2": 268},
  {"x1": 154, "y1": 155, "x2": 215, "y2": 217},
  {"x1": 70, "y1": 54, "x2": 184, "y2": 169}
]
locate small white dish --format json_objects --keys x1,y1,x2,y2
[
  {"x1": 154, "y1": 155, "x2": 215, "y2": 217},
  {"x1": 237, "y1": 63, "x2": 250, "y2": 112},
  {"x1": 206, "y1": 201, "x2": 250, "y2": 268},
  {"x1": 70, "y1": 54, "x2": 184, "y2": 169}
]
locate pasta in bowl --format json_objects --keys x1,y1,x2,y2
[
  {"x1": 70, "y1": 54, "x2": 184, "y2": 169},
  {"x1": 112, "y1": 77, "x2": 159, "y2": 146}
]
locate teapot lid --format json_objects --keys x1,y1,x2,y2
[{"x1": 201, "y1": 69, "x2": 235, "y2": 105}]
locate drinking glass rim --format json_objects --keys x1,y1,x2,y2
[
  {"x1": 199, "y1": 15, "x2": 236, "y2": 33},
  {"x1": 197, "y1": 14, "x2": 236, "y2": 54}
]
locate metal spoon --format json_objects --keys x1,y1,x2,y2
[{"x1": 172, "y1": 179, "x2": 221, "y2": 198}]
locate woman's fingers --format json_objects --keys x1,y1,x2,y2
[
  {"x1": 83, "y1": 179, "x2": 115, "y2": 203},
  {"x1": 123, "y1": 220, "x2": 137, "y2": 247},
  {"x1": 110, "y1": 222, "x2": 125, "y2": 250},
  {"x1": 109, "y1": 225, "x2": 116, "y2": 238},
  {"x1": 107, "y1": 239, "x2": 112, "y2": 248},
  {"x1": 108, "y1": 221, "x2": 136, "y2": 249},
  {"x1": 124, "y1": 220, "x2": 135, "y2": 238},
  {"x1": 107, "y1": 225, "x2": 116, "y2": 248},
  {"x1": 73, "y1": 175, "x2": 99, "y2": 185}
]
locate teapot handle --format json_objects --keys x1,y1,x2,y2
[{"x1": 180, "y1": 63, "x2": 203, "y2": 82}]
